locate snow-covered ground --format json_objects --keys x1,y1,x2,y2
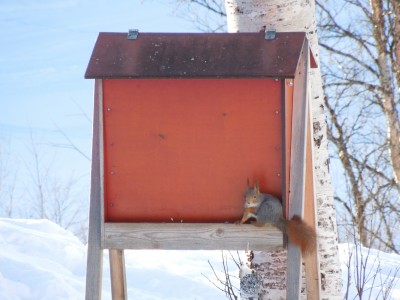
[
  {"x1": 0, "y1": 218, "x2": 399, "y2": 299},
  {"x1": 0, "y1": 218, "x2": 238, "y2": 300},
  {"x1": 338, "y1": 243, "x2": 400, "y2": 299}
]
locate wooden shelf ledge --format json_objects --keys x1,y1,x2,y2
[{"x1": 103, "y1": 223, "x2": 283, "y2": 251}]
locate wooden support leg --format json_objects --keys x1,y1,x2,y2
[
  {"x1": 86, "y1": 79, "x2": 104, "y2": 300},
  {"x1": 85, "y1": 151, "x2": 104, "y2": 300},
  {"x1": 286, "y1": 41, "x2": 310, "y2": 299},
  {"x1": 303, "y1": 93, "x2": 321, "y2": 300},
  {"x1": 287, "y1": 245, "x2": 302, "y2": 299},
  {"x1": 110, "y1": 249, "x2": 127, "y2": 300},
  {"x1": 287, "y1": 103, "x2": 321, "y2": 300},
  {"x1": 85, "y1": 236, "x2": 103, "y2": 300},
  {"x1": 304, "y1": 251, "x2": 320, "y2": 299}
]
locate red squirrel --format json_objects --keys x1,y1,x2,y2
[{"x1": 240, "y1": 180, "x2": 317, "y2": 255}]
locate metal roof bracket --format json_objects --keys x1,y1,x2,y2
[
  {"x1": 127, "y1": 29, "x2": 139, "y2": 40},
  {"x1": 265, "y1": 29, "x2": 276, "y2": 40}
]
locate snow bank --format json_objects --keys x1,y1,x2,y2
[
  {"x1": 0, "y1": 218, "x2": 86, "y2": 300},
  {"x1": 1, "y1": 218, "x2": 399, "y2": 299},
  {"x1": 0, "y1": 218, "x2": 236, "y2": 299},
  {"x1": 339, "y1": 243, "x2": 400, "y2": 299}
]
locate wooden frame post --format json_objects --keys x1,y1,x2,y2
[
  {"x1": 85, "y1": 80, "x2": 104, "y2": 300},
  {"x1": 303, "y1": 94, "x2": 321, "y2": 299},
  {"x1": 286, "y1": 41, "x2": 320, "y2": 299}
]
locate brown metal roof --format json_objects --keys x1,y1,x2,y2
[{"x1": 85, "y1": 32, "x2": 310, "y2": 79}]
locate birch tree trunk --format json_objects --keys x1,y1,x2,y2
[{"x1": 224, "y1": 0, "x2": 342, "y2": 298}]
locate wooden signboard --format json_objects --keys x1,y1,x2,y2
[{"x1": 85, "y1": 31, "x2": 320, "y2": 300}]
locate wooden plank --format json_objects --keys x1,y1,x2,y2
[
  {"x1": 85, "y1": 79, "x2": 104, "y2": 300},
  {"x1": 109, "y1": 249, "x2": 127, "y2": 300},
  {"x1": 304, "y1": 93, "x2": 321, "y2": 299},
  {"x1": 104, "y1": 223, "x2": 283, "y2": 251},
  {"x1": 99, "y1": 79, "x2": 105, "y2": 249},
  {"x1": 283, "y1": 79, "x2": 294, "y2": 218},
  {"x1": 286, "y1": 40, "x2": 309, "y2": 300}
]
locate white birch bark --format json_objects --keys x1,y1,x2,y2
[{"x1": 224, "y1": 0, "x2": 342, "y2": 298}]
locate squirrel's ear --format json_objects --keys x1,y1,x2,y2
[{"x1": 254, "y1": 180, "x2": 259, "y2": 193}]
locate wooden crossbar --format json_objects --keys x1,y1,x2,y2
[{"x1": 104, "y1": 223, "x2": 283, "y2": 250}]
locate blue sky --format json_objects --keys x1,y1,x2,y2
[{"x1": 0, "y1": 0, "x2": 216, "y2": 186}]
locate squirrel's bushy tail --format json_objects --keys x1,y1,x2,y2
[{"x1": 285, "y1": 215, "x2": 317, "y2": 255}]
